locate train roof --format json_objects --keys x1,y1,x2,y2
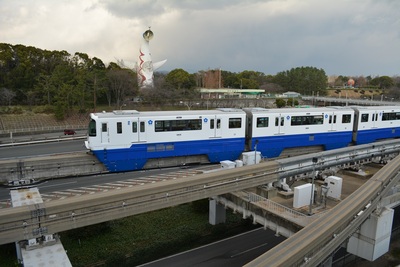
[
  {"x1": 92, "y1": 108, "x2": 245, "y2": 118},
  {"x1": 243, "y1": 106, "x2": 354, "y2": 114},
  {"x1": 350, "y1": 106, "x2": 400, "y2": 111}
]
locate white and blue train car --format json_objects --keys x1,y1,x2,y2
[
  {"x1": 352, "y1": 106, "x2": 400, "y2": 145},
  {"x1": 85, "y1": 108, "x2": 246, "y2": 172},
  {"x1": 244, "y1": 107, "x2": 355, "y2": 158}
]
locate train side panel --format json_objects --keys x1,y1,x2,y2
[
  {"x1": 244, "y1": 107, "x2": 354, "y2": 158},
  {"x1": 352, "y1": 106, "x2": 400, "y2": 144},
  {"x1": 87, "y1": 109, "x2": 246, "y2": 172}
]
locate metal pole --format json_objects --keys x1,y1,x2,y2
[
  {"x1": 254, "y1": 140, "x2": 259, "y2": 165},
  {"x1": 309, "y1": 157, "x2": 318, "y2": 215}
]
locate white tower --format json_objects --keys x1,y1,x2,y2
[{"x1": 136, "y1": 28, "x2": 167, "y2": 88}]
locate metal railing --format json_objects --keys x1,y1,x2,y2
[{"x1": 246, "y1": 192, "x2": 323, "y2": 227}]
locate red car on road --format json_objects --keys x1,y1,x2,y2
[{"x1": 64, "y1": 129, "x2": 76, "y2": 135}]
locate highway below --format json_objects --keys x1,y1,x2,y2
[{"x1": 139, "y1": 228, "x2": 285, "y2": 267}]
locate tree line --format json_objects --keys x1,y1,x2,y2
[{"x1": 1, "y1": 43, "x2": 399, "y2": 118}]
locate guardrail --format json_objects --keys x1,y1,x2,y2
[
  {"x1": 0, "y1": 132, "x2": 86, "y2": 148},
  {"x1": 0, "y1": 125, "x2": 87, "y2": 135},
  {"x1": 246, "y1": 192, "x2": 318, "y2": 227}
]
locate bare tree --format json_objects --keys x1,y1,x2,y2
[
  {"x1": 106, "y1": 69, "x2": 135, "y2": 108},
  {"x1": 0, "y1": 88, "x2": 16, "y2": 105}
]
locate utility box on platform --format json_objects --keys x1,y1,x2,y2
[
  {"x1": 324, "y1": 176, "x2": 342, "y2": 200},
  {"x1": 293, "y1": 183, "x2": 314, "y2": 209},
  {"x1": 242, "y1": 151, "x2": 261, "y2": 166},
  {"x1": 220, "y1": 160, "x2": 236, "y2": 169}
]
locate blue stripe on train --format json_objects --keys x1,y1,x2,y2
[
  {"x1": 355, "y1": 127, "x2": 400, "y2": 145},
  {"x1": 92, "y1": 137, "x2": 246, "y2": 172},
  {"x1": 251, "y1": 131, "x2": 353, "y2": 158}
]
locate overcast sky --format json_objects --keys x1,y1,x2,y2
[{"x1": 1, "y1": 0, "x2": 399, "y2": 77}]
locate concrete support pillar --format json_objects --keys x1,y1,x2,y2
[
  {"x1": 15, "y1": 242, "x2": 22, "y2": 264},
  {"x1": 209, "y1": 198, "x2": 226, "y2": 225}
]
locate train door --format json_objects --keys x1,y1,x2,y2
[
  {"x1": 328, "y1": 113, "x2": 337, "y2": 131},
  {"x1": 209, "y1": 115, "x2": 222, "y2": 138},
  {"x1": 371, "y1": 111, "x2": 379, "y2": 128},
  {"x1": 273, "y1": 114, "x2": 285, "y2": 135},
  {"x1": 138, "y1": 119, "x2": 147, "y2": 142},
  {"x1": 130, "y1": 120, "x2": 139, "y2": 143},
  {"x1": 101, "y1": 122, "x2": 109, "y2": 143}
]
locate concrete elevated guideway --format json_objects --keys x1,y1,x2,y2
[
  {"x1": 245, "y1": 150, "x2": 400, "y2": 266},
  {"x1": 1, "y1": 140, "x2": 400, "y2": 265},
  {"x1": 302, "y1": 95, "x2": 400, "y2": 106}
]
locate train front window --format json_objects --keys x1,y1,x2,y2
[{"x1": 88, "y1": 119, "x2": 97, "y2": 136}]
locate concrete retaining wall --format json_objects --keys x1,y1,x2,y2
[{"x1": 0, "y1": 152, "x2": 107, "y2": 184}]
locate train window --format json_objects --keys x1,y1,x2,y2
[
  {"x1": 102, "y1": 123, "x2": 107, "y2": 132},
  {"x1": 217, "y1": 119, "x2": 221, "y2": 129},
  {"x1": 132, "y1": 122, "x2": 137, "y2": 133},
  {"x1": 291, "y1": 115, "x2": 323, "y2": 126},
  {"x1": 154, "y1": 119, "x2": 202, "y2": 132},
  {"x1": 140, "y1": 122, "x2": 145, "y2": 132},
  {"x1": 342, "y1": 114, "x2": 351, "y2": 123},
  {"x1": 382, "y1": 112, "x2": 400, "y2": 121},
  {"x1": 210, "y1": 119, "x2": 215, "y2": 129},
  {"x1": 229, "y1": 118, "x2": 242, "y2": 129},
  {"x1": 361, "y1": 114, "x2": 369, "y2": 122},
  {"x1": 117, "y1": 122, "x2": 122, "y2": 134},
  {"x1": 274, "y1": 117, "x2": 285, "y2": 126},
  {"x1": 333, "y1": 115, "x2": 337, "y2": 123},
  {"x1": 88, "y1": 119, "x2": 97, "y2": 136},
  {"x1": 257, "y1": 117, "x2": 269, "y2": 127}
]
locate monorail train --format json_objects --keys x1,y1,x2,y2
[{"x1": 85, "y1": 106, "x2": 400, "y2": 172}]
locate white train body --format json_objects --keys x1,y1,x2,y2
[
  {"x1": 85, "y1": 105, "x2": 400, "y2": 172},
  {"x1": 352, "y1": 106, "x2": 400, "y2": 144},
  {"x1": 244, "y1": 107, "x2": 355, "y2": 158},
  {"x1": 86, "y1": 109, "x2": 246, "y2": 171}
]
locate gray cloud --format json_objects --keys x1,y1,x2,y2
[{"x1": 1, "y1": 0, "x2": 399, "y2": 76}]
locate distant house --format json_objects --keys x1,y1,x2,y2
[
  {"x1": 282, "y1": 91, "x2": 301, "y2": 98},
  {"x1": 199, "y1": 88, "x2": 265, "y2": 99}
]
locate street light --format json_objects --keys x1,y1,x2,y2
[{"x1": 309, "y1": 157, "x2": 318, "y2": 215}]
